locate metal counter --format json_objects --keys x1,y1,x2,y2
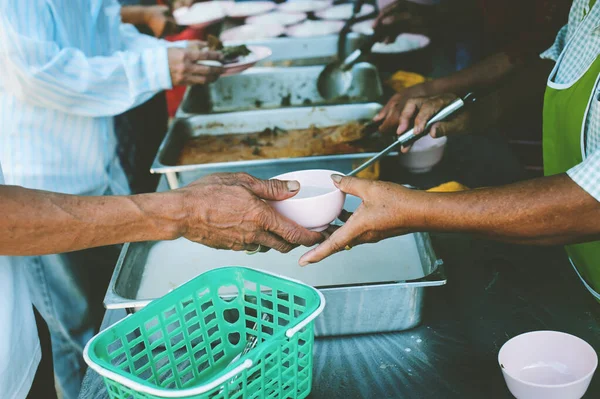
[{"x1": 79, "y1": 233, "x2": 600, "y2": 399}]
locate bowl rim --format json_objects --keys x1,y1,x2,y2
[
  {"x1": 406, "y1": 135, "x2": 448, "y2": 153},
  {"x1": 270, "y1": 169, "x2": 345, "y2": 202},
  {"x1": 498, "y1": 330, "x2": 599, "y2": 389}
]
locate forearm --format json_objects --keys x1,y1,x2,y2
[
  {"x1": 418, "y1": 174, "x2": 600, "y2": 245},
  {"x1": 0, "y1": 186, "x2": 186, "y2": 255},
  {"x1": 421, "y1": 52, "x2": 516, "y2": 97},
  {"x1": 120, "y1": 6, "x2": 151, "y2": 26}
]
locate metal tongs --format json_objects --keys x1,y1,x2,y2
[{"x1": 349, "y1": 92, "x2": 477, "y2": 176}]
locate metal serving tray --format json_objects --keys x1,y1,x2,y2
[
  {"x1": 152, "y1": 103, "x2": 393, "y2": 189},
  {"x1": 176, "y1": 64, "x2": 383, "y2": 117},
  {"x1": 225, "y1": 33, "x2": 367, "y2": 67},
  {"x1": 104, "y1": 195, "x2": 445, "y2": 336}
]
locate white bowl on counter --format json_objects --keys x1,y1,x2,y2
[
  {"x1": 268, "y1": 169, "x2": 345, "y2": 232},
  {"x1": 399, "y1": 134, "x2": 447, "y2": 173},
  {"x1": 499, "y1": 331, "x2": 597, "y2": 399}
]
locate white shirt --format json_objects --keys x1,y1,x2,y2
[
  {"x1": 0, "y1": 163, "x2": 41, "y2": 399},
  {"x1": 0, "y1": 0, "x2": 181, "y2": 195}
]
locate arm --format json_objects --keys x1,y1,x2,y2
[
  {"x1": 299, "y1": 173, "x2": 600, "y2": 265},
  {"x1": 0, "y1": 4, "x2": 220, "y2": 117},
  {"x1": 0, "y1": 5, "x2": 171, "y2": 117},
  {"x1": 375, "y1": 53, "x2": 553, "y2": 133},
  {"x1": 120, "y1": 5, "x2": 178, "y2": 38},
  {"x1": 1, "y1": 173, "x2": 322, "y2": 256}
]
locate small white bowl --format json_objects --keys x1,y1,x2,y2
[
  {"x1": 399, "y1": 134, "x2": 447, "y2": 173},
  {"x1": 499, "y1": 331, "x2": 598, "y2": 399},
  {"x1": 268, "y1": 169, "x2": 345, "y2": 232}
]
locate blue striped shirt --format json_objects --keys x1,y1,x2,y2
[{"x1": 0, "y1": 0, "x2": 180, "y2": 195}]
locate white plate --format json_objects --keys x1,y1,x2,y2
[
  {"x1": 226, "y1": 1, "x2": 276, "y2": 18},
  {"x1": 351, "y1": 19, "x2": 375, "y2": 35},
  {"x1": 278, "y1": 0, "x2": 332, "y2": 14},
  {"x1": 174, "y1": 1, "x2": 230, "y2": 28},
  {"x1": 220, "y1": 23, "x2": 285, "y2": 41},
  {"x1": 198, "y1": 45, "x2": 272, "y2": 76},
  {"x1": 315, "y1": 3, "x2": 375, "y2": 20},
  {"x1": 285, "y1": 20, "x2": 344, "y2": 37},
  {"x1": 246, "y1": 11, "x2": 307, "y2": 26},
  {"x1": 371, "y1": 33, "x2": 430, "y2": 53}
]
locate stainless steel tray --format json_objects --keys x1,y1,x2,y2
[
  {"x1": 176, "y1": 64, "x2": 383, "y2": 117},
  {"x1": 152, "y1": 103, "x2": 393, "y2": 189},
  {"x1": 225, "y1": 33, "x2": 367, "y2": 67},
  {"x1": 104, "y1": 196, "x2": 445, "y2": 336}
]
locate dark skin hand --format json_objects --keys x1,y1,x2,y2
[
  {"x1": 167, "y1": 45, "x2": 223, "y2": 85},
  {"x1": 299, "y1": 174, "x2": 600, "y2": 265},
  {"x1": 0, "y1": 173, "x2": 323, "y2": 256}
]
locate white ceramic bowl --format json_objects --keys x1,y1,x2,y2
[
  {"x1": 268, "y1": 169, "x2": 345, "y2": 232},
  {"x1": 499, "y1": 331, "x2": 597, "y2": 399},
  {"x1": 399, "y1": 134, "x2": 447, "y2": 173}
]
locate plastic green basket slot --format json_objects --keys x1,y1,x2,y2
[{"x1": 84, "y1": 266, "x2": 325, "y2": 399}]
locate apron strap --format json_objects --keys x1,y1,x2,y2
[{"x1": 569, "y1": 258, "x2": 600, "y2": 300}]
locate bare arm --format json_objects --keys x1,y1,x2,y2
[
  {"x1": 375, "y1": 55, "x2": 553, "y2": 134},
  {"x1": 120, "y1": 5, "x2": 177, "y2": 37},
  {"x1": 0, "y1": 173, "x2": 323, "y2": 256},
  {"x1": 299, "y1": 174, "x2": 600, "y2": 265}
]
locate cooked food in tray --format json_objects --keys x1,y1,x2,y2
[
  {"x1": 177, "y1": 121, "x2": 382, "y2": 166},
  {"x1": 207, "y1": 34, "x2": 251, "y2": 64}
]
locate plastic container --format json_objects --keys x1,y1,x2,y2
[
  {"x1": 84, "y1": 267, "x2": 325, "y2": 399},
  {"x1": 499, "y1": 331, "x2": 597, "y2": 399},
  {"x1": 268, "y1": 169, "x2": 346, "y2": 232},
  {"x1": 399, "y1": 134, "x2": 447, "y2": 173}
]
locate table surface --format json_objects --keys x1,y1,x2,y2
[{"x1": 79, "y1": 134, "x2": 600, "y2": 399}]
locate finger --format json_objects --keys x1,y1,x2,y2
[
  {"x1": 253, "y1": 232, "x2": 296, "y2": 254},
  {"x1": 330, "y1": 174, "x2": 372, "y2": 197},
  {"x1": 264, "y1": 210, "x2": 324, "y2": 247},
  {"x1": 188, "y1": 63, "x2": 223, "y2": 77},
  {"x1": 197, "y1": 50, "x2": 224, "y2": 61},
  {"x1": 186, "y1": 48, "x2": 223, "y2": 62},
  {"x1": 378, "y1": 108, "x2": 401, "y2": 134},
  {"x1": 400, "y1": 143, "x2": 412, "y2": 153},
  {"x1": 397, "y1": 98, "x2": 423, "y2": 135},
  {"x1": 247, "y1": 178, "x2": 301, "y2": 201},
  {"x1": 299, "y1": 223, "x2": 361, "y2": 266},
  {"x1": 413, "y1": 99, "x2": 445, "y2": 135},
  {"x1": 373, "y1": 100, "x2": 393, "y2": 122},
  {"x1": 430, "y1": 114, "x2": 468, "y2": 138}
]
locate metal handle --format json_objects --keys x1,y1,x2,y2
[
  {"x1": 348, "y1": 93, "x2": 474, "y2": 176},
  {"x1": 396, "y1": 96, "x2": 465, "y2": 147}
]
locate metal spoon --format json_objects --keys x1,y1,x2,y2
[{"x1": 348, "y1": 93, "x2": 477, "y2": 176}]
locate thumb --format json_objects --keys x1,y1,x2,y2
[
  {"x1": 250, "y1": 178, "x2": 300, "y2": 201},
  {"x1": 331, "y1": 174, "x2": 371, "y2": 197}
]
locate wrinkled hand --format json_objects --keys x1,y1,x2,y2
[
  {"x1": 143, "y1": 5, "x2": 178, "y2": 37},
  {"x1": 372, "y1": 85, "x2": 427, "y2": 134},
  {"x1": 397, "y1": 93, "x2": 474, "y2": 152},
  {"x1": 177, "y1": 173, "x2": 324, "y2": 253},
  {"x1": 299, "y1": 175, "x2": 425, "y2": 265},
  {"x1": 168, "y1": 46, "x2": 223, "y2": 86}
]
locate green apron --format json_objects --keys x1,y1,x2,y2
[{"x1": 543, "y1": 4, "x2": 600, "y2": 300}]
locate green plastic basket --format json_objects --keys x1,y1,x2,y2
[{"x1": 84, "y1": 266, "x2": 325, "y2": 399}]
